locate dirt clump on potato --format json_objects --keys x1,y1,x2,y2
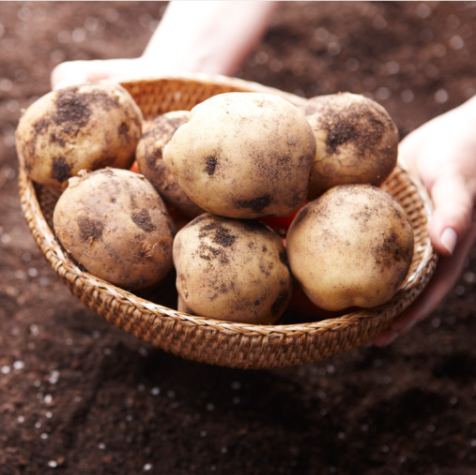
[
  {"x1": 173, "y1": 213, "x2": 293, "y2": 324},
  {"x1": 16, "y1": 82, "x2": 143, "y2": 187},
  {"x1": 53, "y1": 167, "x2": 174, "y2": 290},
  {"x1": 135, "y1": 110, "x2": 204, "y2": 218},
  {"x1": 286, "y1": 184, "x2": 414, "y2": 311},
  {"x1": 163, "y1": 92, "x2": 316, "y2": 219},
  {"x1": 300, "y1": 92, "x2": 399, "y2": 199}
]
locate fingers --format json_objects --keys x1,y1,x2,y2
[
  {"x1": 50, "y1": 58, "x2": 141, "y2": 90},
  {"x1": 397, "y1": 126, "x2": 426, "y2": 175},
  {"x1": 428, "y1": 171, "x2": 474, "y2": 256},
  {"x1": 51, "y1": 60, "x2": 99, "y2": 89},
  {"x1": 399, "y1": 119, "x2": 475, "y2": 257}
]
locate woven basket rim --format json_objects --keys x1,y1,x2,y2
[
  {"x1": 120, "y1": 72, "x2": 310, "y2": 104},
  {"x1": 17, "y1": 74, "x2": 439, "y2": 367},
  {"x1": 18, "y1": 162, "x2": 435, "y2": 335}
]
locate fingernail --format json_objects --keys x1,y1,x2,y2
[{"x1": 441, "y1": 228, "x2": 457, "y2": 255}]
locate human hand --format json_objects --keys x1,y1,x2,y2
[
  {"x1": 51, "y1": 57, "x2": 155, "y2": 90},
  {"x1": 373, "y1": 96, "x2": 476, "y2": 346},
  {"x1": 51, "y1": 1, "x2": 277, "y2": 90}
]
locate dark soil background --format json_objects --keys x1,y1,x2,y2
[{"x1": 1, "y1": 2, "x2": 476, "y2": 474}]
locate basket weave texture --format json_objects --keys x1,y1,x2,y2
[{"x1": 18, "y1": 74, "x2": 438, "y2": 369}]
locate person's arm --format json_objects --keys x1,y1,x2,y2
[
  {"x1": 143, "y1": 1, "x2": 278, "y2": 75},
  {"x1": 51, "y1": 1, "x2": 278, "y2": 89},
  {"x1": 373, "y1": 96, "x2": 476, "y2": 345}
]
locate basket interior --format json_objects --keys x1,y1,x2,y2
[{"x1": 18, "y1": 76, "x2": 438, "y2": 369}]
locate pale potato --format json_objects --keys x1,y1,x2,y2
[
  {"x1": 300, "y1": 92, "x2": 398, "y2": 199},
  {"x1": 135, "y1": 110, "x2": 204, "y2": 218},
  {"x1": 53, "y1": 167, "x2": 174, "y2": 290},
  {"x1": 286, "y1": 184, "x2": 414, "y2": 311},
  {"x1": 16, "y1": 82, "x2": 143, "y2": 187},
  {"x1": 163, "y1": 92, "x2": 316, "y2": 219},
  {"x1": 173, "y1": 213, "x2": 292, "y2": 324}
]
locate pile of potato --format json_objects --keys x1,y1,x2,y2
[{"x1": 16, "y1": 82, "x2": 414, "y2": 325}]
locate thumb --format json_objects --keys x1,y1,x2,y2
[{"x1": 428, "y1": 171, "x2": 474, "y2": 256}]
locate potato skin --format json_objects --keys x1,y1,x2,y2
[
  {"x1": 173, "y1": 213, "x2": 292, "y2": 324},
  {"x1": 16, "y1": 82, "x2": 143, "y2": 187},
  {"x1": 163, "y1": 92, "x2": 316, "y2": 219},
  {"x1": 135, "y1": 110, "x2": 204, "y2": 218},
  {"x1": 300, "y1": 92, "x2": 398, "y2": 199},
  {"x1": 286, "y1": 184, "x2": 414, "y2": 311},
  {"x1": 53, "y1": 168, "x2": 174, "y2": 290}
]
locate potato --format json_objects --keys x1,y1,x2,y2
[
  {"x1": 300, "y1": 92, "x2": 398, "y2": 199},
  {"x1": 53, "y1": 167, "x2": 174, "y2": 290},
  {"x1": 286, "y1": 184, "x2": 414, "y2": 311},
  {"x1": 16, "y1": 82, "x2": 143, "y2": 187},
  {"x1": 135, "y1": 110, "x2": 204, "y2": 218},
  {"x1": 163, "y1": 92, "x2": 316, "y2": 219},
  {"x1": 173, "y1": 213, "x2": 293, "y2": 324}
]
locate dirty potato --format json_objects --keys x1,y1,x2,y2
[
  {"x1": 53, "y1": 167, "x2": 174, "y2": 290},
  {"x1": 173, "y1": 213, "x2": 293, "y2": 324},
  {"x1": 16, "y1": 82, "x2": 143, "y2": 187},
  {"x1": 286, "y1": 184, "x2": 414, "y2": 311},
  {"x1": 135, "y1": 110, "x2": 204, "y2": 218},
  {"x1": 163, "y1": 92, "x2": 316, "y2": 219},
  {"x1": 300, "y1": 92, "x2": 399, "y2": 199}
]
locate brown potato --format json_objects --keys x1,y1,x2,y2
[
  {"x1": 286, "y1": 184, "x2": 414, "y2": 311},
  {"x1": 163, "y1": 92, "x2": 316, "y2": 219},
  {"x1": 135, "y1": 110, "x2": 204, "y2": 218},
  {"x1": 173, "y1": 213, "x2": 293, "y2": 324},
  {"x1": 16, "y1": 82, "x2": 143, "y2": 187},
  {"x1": 53, "y1": 167, "x2": 174, "y2": 290},
  {"x1": 300, "y1": 92, "x2": 398, "y2": 199}
]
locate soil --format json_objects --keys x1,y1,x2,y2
[{"x1": 1, "y1": 2, "x2": 476, "y2": 474}]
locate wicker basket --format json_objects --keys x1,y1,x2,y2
[{"x1": 18, "y1": 74, "x2": 438, "y2": 369}]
